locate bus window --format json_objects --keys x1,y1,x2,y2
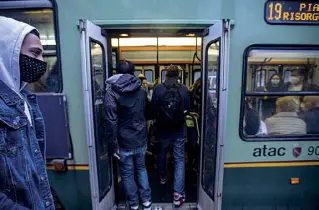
[
  {"x1": 90, "y1": 40, "x2": 112, "y2": 198},
  {"x1": 193, "y1": 71, "x2": 201, "y2": 84},
  {"x1": 144, "y1": 69, "x2": 153, "y2": 83},
  {"x1": 1, "y1": 8, "x2": 62, "y2": 93},
  {"x1": 202, "y1": 40, "x2": 219, "y2": 198},
  {"x1": 255, "y1": 69, "x2": 266, "y2": 88},
  {"x1": 242, "y1": 47, "x2": 319, "y2": 140},
  {"x1": 161, "y1": 70, "x2": 167, "y2": 83},
  {"x1": 134, "y1": 69, "x2": 142, "y2": 78}
]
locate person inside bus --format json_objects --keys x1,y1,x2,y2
[
  {"x1": 104, "y1": 60, "x2": 152, "y2": 210},
  {"x1": 187, "y1": 77, "x2": 201, "y2": 174},
  {"x1": 282, "y1": 68, "x2": 319, "y2": 92},
  {"x1": 257, "y1": 73, "x2": 284, "y2": 120},
  {"x1": 265, "y1": 96, "x2": 306, "y2": 135},
  {"x1": 300, "y1": 96, "x2": 319, "y2": 134},
  {"x1": 150, "y1": 65, "x2": 190, "y2": 207},
  {"x1": 0, "y1": 16, "x2": 55, "y2": 209}
]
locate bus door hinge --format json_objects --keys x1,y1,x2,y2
[
  {"x1": 223, "y1": 19, "x2": 231, "y2": 32},
  {"x1": 202, "y1": 28, "x2": 209, "y2": 37},
  {"x1": 79, "y1": 19, "x2": 86, "y2": 32},
  {"x1": 101, "y1": 29, "x2": 107, "y2": 37}
]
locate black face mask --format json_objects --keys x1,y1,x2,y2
[{"x1": 19, "y1": 54, "x2": 47, "y2": 83}]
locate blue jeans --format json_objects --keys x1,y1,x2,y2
[
  {"x1": 119, "y1": 145, "x2": 151, "y2": 207},
  {"x1": 156, "y1": 130, "x2": 186, "y2": 196}
]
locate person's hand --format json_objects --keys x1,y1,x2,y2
[{"x1": 113, "y1": 149, "x2": 120, "y2": 160}]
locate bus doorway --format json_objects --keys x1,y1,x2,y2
[{"x1": 79, "y1": 19, "x2": 230, "y2": 210}]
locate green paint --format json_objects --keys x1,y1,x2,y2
[
  {"x1": 223, "y1": 166, "x2": 319, "y2": 209},
  {"x1": 48, "y1": 170, "x2": 92, "y2": 210}
]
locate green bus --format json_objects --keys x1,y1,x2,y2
[{"x1": 1, "y1": 0, "x2": 319, "y2": 209}]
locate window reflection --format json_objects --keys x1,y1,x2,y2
[
  {"x1": 90, "y1": 41, "x2": 111, "y2": 199},
  {"x1": 243, "y1": 49, "x2": 319, "y2": 138},
  {"x1": 202, "y1": 40, "x2": 219, "y2": 198},
  {"x1": 144, "y1": 70, "x2": 153, "y2": 83},
  {"x1": 1, "y1": 9, "x2": 61, "y2": 92}
]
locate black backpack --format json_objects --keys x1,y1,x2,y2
[{"x1": 159, "y1": 82, "x2": 185, "y2": 130}]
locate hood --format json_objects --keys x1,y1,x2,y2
[
  {"x1": 106, "y1": 74, "x2": 141, "y2": 94},
  {"x1": 0, "y1": 16, "x2": 37, "y2": 92}
]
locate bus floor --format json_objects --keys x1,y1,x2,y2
[{"x1": 117, "y1": 150, "x2": 199, "y2": 205}]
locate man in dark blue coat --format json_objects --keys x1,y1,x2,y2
[
  {"x1": 150, "y1": 65, "x2": 190, "y2": 208},
  {"x1": 104, "y1": 60, "x2": 151, "y2": 210}
]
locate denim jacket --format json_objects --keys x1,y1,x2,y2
[{"x1": 0, "y1": 80, "x2": 54, "y2": 210}]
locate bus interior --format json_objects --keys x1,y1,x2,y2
[{"x1": 107, "y1": 29, "x2": 211, "y2": 205}]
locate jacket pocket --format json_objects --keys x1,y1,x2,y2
[{"x1": 0, "y1": 113, "x2": 27, "y2": 157}]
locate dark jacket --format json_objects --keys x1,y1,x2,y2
[
  {"x1": 301, "y1": 107, "x2": 319, "y2": 134},
  {"x1": 104, "y1": 74, "x2": 148, "y2": 154},
  {"x1": 0, "y1": 81, "x2": 54, "y2": 210},
  {"x1": 150, "y1": 78, "x2": 190, "y2": 132}
]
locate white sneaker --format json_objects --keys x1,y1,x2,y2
[{"x1": 142, "y1": 201, "x2": 152, "y2": 210}]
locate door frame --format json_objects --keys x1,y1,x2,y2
[
  {"x1": 198, "y1": 19, "x2": 231, "y2": 210},
  {"x1": 79, "y1": 19, "x2": 116, "y2": 210},
  {"x1": 79, "y1": 20, "x2": 232, "y2": 210}
]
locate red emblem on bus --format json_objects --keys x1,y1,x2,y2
[{"x1": 292, "y1": 146, "x2": 302, "y2": 158}]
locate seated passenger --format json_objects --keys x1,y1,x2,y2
[
  {"x1": 265, "y1": 96, "x2": 306, "y2": 135},
  {"x1": 301, "y1": 96, "x2": 319, "y2": 134}
]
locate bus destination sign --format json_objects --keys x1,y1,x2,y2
[{"x1": 265, "y1": 1, "x2": 319, "y2": 25}]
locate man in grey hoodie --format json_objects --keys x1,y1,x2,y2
[
  {"x1": 0, "y1": 17, "x2": 54, "y2": 209},
  {"x1": 104, "y1": 60, "x2": 151, "y2": 210}
]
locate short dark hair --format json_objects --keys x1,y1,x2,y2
[
  {"x1": 166, "y1": 65, "x2": 179, "y2": 78},
  {"x1": 116, "y1": 60, "x2": 135, "y2": 75},
  {"x1": 29, "y1": 29, "x2": 40, "y2": 38}
]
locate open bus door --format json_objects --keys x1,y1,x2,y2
[
  {"x1": 198, "y1": 19, "x2": 230, "y2": 210},
  {"x1": 79, "y1": 19, "x2": 116, "y2": 210}
]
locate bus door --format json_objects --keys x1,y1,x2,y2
[
  {"x1": 198, "y1": 19, "x2": 230, "y2": 210},
  {"x1": 79, "y1": 19, "x2": 116, "y2": 210}
]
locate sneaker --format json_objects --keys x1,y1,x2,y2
[
  {"x1": 160, "y1": 178, "x2": 166, "y2": 185},
  {"x1": 142, "y1": 201, "x2": 152, "y2": 210},
  {"x1": 173, "y1": 194, "x2": 185, "y2": 208},
  {"x1": 130, "y1": 205, "x2": 139, "y2": 210}
]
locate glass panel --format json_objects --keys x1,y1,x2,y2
[
  {"x1": 1, "y1": 9, "x2": 62, "y2": 92},
  {"x1": 193, "y1": 71, "x2": 201, "y2": 84},
  {"x1": 90, "y1": 40, "x2": 111, "y2": 200},
  {"x1": 202, "y1": 40, "x2": 219, "y2": 199},
  {"x1": 161, "y1": 70, "x2": 167, "y2": 83},
  {"x1": 134, "y1": 70, "x2": 142, "y2": 78},
  {"x1": 243, "y1": 95, "x2": 319, "y2": 136},
  {"x1": 144, "y1": 69, "x2": 153, "y2": 83},
  {"x1": 255, "y1": 70, "x2": 266, "y2": 88},
  {"x1": 246, "y1": 49, "x2": 319, "y2": 92}
]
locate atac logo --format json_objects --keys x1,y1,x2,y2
[{"x1": 292, "y1": 144, "x2": 302, "y2": 158}]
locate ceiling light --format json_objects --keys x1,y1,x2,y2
[
  {"x1": 186, "y1": 33, "x2": 195, "y2": 37},
  {"x1": 120, "y1": 33, "x2": 129, "y2": 37}
]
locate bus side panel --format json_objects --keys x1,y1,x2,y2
[
  {"x1": 48, "y1": 170, "x2": 91, "y2": 210},
  {"x1": 222, "y1": 166, "x2": 319, "y2": 209}
]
